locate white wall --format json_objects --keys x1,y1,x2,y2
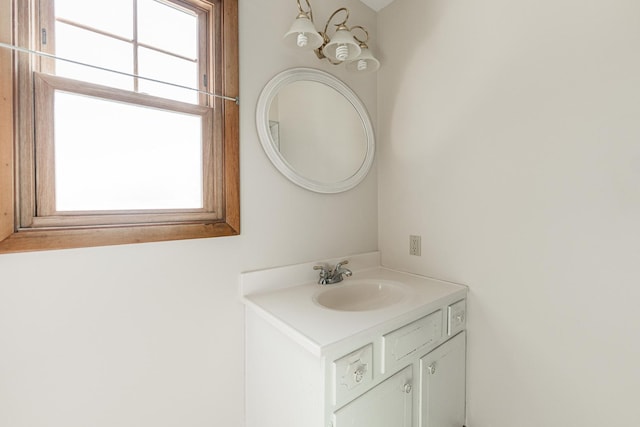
[
  {"x1": 0, "y1": 1, "x2": 378, "y2": 426},
  {"x1": 378, "y1": 0, "x2": 640, "y2": 426}
]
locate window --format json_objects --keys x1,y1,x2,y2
[{"x1": 0, "y1": 0, "x2": 239, "y2": 253}]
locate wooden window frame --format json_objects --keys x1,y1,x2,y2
[{"x1": 0, "y1": 0, "x2": 239, "y2": 254}]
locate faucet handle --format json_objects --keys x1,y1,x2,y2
[
  {"x1": 334, "y1": 260, "x2": 349, "y2": 269},
  {"x1": 313, "y1": 264, "x2": 329, "y2": 284}
]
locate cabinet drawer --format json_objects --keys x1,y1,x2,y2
[
  {"x1": 333, "y1": 344, "x2": 373, "y2": 404},
  {"x1": 447, "y1": 299, "x2": 466, "y2": 336},
  {"x1": 382, "y1": 310, "x2": 442, "y2": 373}
]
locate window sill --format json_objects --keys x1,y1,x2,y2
[{"x1": 0, "y1": 221, "x2": 239, "y2": 254}]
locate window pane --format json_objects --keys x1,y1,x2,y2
[
  {"x1": 54, "y1": 92, "x2": 203, "y2": 211},
  {"x1": 138, "y1": 47, "x2": 198, "y2": 103},
  {"x1": 55, "y1": 0, "x2": 133, "y2": 39},
  {"x1": 55, "y1": 22, "x2": 134, "y2": 90},
  {"x1": 138, "y1": 0, "x2": 198, "y2": 59}
]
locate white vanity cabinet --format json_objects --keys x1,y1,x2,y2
[{"x1": 242, "y1": 263, "x2": 468, "y2": 427}]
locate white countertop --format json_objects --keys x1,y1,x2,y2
[{"x1": 242, "y1": 264, "x2": 467, "y2": 356}]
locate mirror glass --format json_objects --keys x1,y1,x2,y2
[{"x1": 256, "y1": 68, "x2": 375, "y2": 193}]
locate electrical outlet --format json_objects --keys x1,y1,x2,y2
[{"x1": 409, "y1": 235, "x2": 421, "y2": 256}]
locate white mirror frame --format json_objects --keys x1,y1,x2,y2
[{"x1": 256, "y1": 68, "x2": 375, "y2": 194}]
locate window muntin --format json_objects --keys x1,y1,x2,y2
[
  {"x1": 137, "y1": 46, "x2": 200, "y2": 103},
  {"x1": 45, "y1": 0, "x2": 208, "y2": 103}
]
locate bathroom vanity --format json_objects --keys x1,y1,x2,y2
[{"x1": 242, "y1": 255, "x2": 467, "y2": 427}]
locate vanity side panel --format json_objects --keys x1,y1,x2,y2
[{"x1": 246, "y1": 309, "x2": 324, "y2": 427}]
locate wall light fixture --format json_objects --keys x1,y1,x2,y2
[{"x1": 284, "y1": 0, "x2": 380, "y2": 73}]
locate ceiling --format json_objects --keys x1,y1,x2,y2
[{"x1": 359, "y1": 0, "x2": 395, "y2": 11}]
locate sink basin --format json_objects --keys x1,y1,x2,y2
[{"x1": 313, "y1": 280, "x2": 407, "y2": 311}]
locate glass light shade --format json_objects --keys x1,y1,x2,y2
[
  {"x1": 345, "y1": 46, "x2": 380, "y2": 73},
  {"x1": 322, "y1": 27, "x2": 361, "y2": 62},
  {"x1": 284, "y1": 15, "x2": 323, "y2": 50}
]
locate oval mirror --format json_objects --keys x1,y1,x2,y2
[{"x1": 256, "y1": 68, "x2": 375, "y2": 193}]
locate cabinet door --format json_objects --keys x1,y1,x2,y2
[
  {"x1": 420, "y1": 331, "x2": 466, "y2": 427},
  {"x1": 333, "y1": 365, "x2": 413, "y2": 427}
]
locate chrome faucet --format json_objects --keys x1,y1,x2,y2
[{"x1": 313, "y1": 260, "x2": 353, "y2": 285}]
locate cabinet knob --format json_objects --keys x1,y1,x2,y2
[
  {"x1": 403, "y1": 383, "x2": 412, "y2": 394},
  {"x1": 427, "y1": 362, "x2": 437, "y2": 375}
]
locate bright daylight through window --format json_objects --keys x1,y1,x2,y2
[{"x1": 0, "y1": 0, "x2": 239, "y2": 253}]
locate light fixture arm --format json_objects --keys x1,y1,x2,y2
[
  {"x1": 296, "y1": 0, "x2": 314, "y2": 22},
  {"x1": 315, "y1": 8, "x2": 351, "y2": 63},
  {"x1": 351, "y1": 25, "x2": 370, "y2": 47},
  {"x1": 321, "y1": 7, "x2": 350, "y2": 36}
]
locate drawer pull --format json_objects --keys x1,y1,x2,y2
[{"x1": 353, "y1": 365, "x2": 367, "y2": 383}]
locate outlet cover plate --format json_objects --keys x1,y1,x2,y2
[{"x1": 410, "y1": 235, "x2": 421, "y2": 256}]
